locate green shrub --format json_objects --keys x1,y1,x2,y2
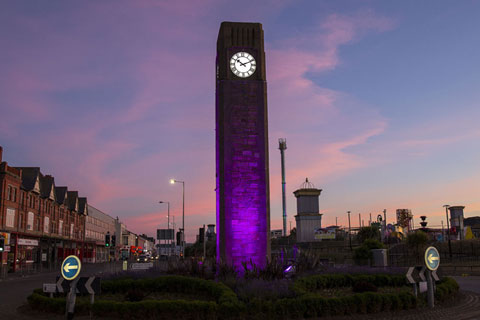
[
  {"x1": 353, "y1": 280, "x2": 378, "y2": 293},
  {"x1": 27, "y1": 292, "x2": 66, "y2": 314},
  {"x1": 435, "y1": 277, "x2": 459, "y2": 301},
  {"x1": 354, "y1": 239, "x2": 384, "y2": 264},
  {"x1": 293, "y1": 273, "x2": 407, "y2": 296},
  {"x1": 357, "y1": 226, "x2": 381, "y2": 243},
  {"x1": 92, "y1": 299, "x2": 217, "y2": 319},
  {"x1": 29, "y1": 274, "x2": 454, "y2": 319}
]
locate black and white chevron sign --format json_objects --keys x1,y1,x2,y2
[
  {"x1": 77, "y1": 277, "x2": 101, "y2": 295},
  {"x1": 55, "y1": 276, "x2": 100, "y2": 294},
  {"x1": 406, "y1": 266, "x2": 426, "y2": 284}
]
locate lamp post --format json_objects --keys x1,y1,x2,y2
[
  {"x1": 170, "y1": 179, "x2": 185, "y2": 257},
  {"x1": 443, "y1": 205, "x2": 452, "y2": 259},
  {"x1": 159, "y1": 201, "x2": 170, "y2": 256},
  {"x1": 347, "y1": 211, "x2": 352, "y2": 251}
]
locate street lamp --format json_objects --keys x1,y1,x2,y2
[
  {"x1": 159, "y1": 201, "x2": 170, "y2": 256},
  {"x1": 170, "y1": 179, "x2": 185, "y2": 257},
  {"x1": 443, "y1": 205, "x2": 452, "y2": 259}
]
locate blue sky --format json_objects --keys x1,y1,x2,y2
[{"x1": 1, "y1": 0, "x2": 479, "y2": 239}]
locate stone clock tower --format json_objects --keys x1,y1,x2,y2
[{"x1": 216, "y1": 22, "x2": 270, "y2": 269}]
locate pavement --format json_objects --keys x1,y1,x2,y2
[{"x1": 1, "y1": 267, "x2": 480, "y2": 319}]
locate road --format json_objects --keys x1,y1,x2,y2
[
  {"x1": 0, "y1": 262, "x2": 123, "y2": 319},
  {"x1": 452, "y1": 276, "x2": 480, "y2": 294}
]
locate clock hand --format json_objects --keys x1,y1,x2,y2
[{"x1": 237, "y1": 59, "x2": 253, "y2": 67}]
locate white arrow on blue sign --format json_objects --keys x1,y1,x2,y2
[
  {"x1": 424, "y1": 246, "x2": 440, "y2": 271},
  {"x1": 61, "y1": 255, "x2": 82, "y2": 280}
]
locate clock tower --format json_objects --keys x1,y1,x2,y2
[{"x1": 216, "y1": 22, "x2": 270, "y2": 269}]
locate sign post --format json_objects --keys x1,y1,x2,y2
[
  {"x1": 406, "y1": 266, "x2": 426, "y2": 297},
  {"x1": 61, "y1": 255, "x2": 82, "y2": 319},
  {"x1": 424, "y1": 246, "x2": 440, "y2": 308}
]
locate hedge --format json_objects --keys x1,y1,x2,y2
[
  {"x1": 27, "y1": 274, "x2": 459, "y2": 319},
  {"x1": 292, "y1": 273, "x2": 407, "y2": 295},
  {"x1": 93, "y1": 299, "x2": 217, "y2": 320},
  {"x1": 101, "y1": 275, "x2": 239, "y2": 306},
  {"x1": 435, "y1": 276, "x2": 459, "y2": 302},
  {"x1": 243, "y1": 291, "x2": 417, "y2": 319},
  {"x1": 28, "y1": 276, "x2": 243, "y2": 319}
]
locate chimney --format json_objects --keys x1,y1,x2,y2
[{"x1": 0, "y1": 146, "x2": 3, "y2": 163}]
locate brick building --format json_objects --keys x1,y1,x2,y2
[
  {"x1": 1, "y1": 146, "x2": 155, "y2": 272},
  {"x1": 0, "y1": 147, "x2": 86, "y2": 273}
]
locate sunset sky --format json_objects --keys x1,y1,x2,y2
[{"x1": 1, "y1": 1, "x2": 479, "y2": 241}]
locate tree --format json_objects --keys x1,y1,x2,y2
[
  {"x1": 357, "y1": 226, "x2": 381, "y2": 243},
  {"x1": 406, "y1": 231, "x2": 428, "y2": 264},
  {"x1": 406, "y1": 231, "x2": 428, "y2": 248},
  {"x1": 353, "y1": 239, "x2": 384, "y2": 265}
]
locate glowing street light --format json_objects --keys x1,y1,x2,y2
[{"x1": 170, "y1": 179, "x2": 185, "y2": 257}]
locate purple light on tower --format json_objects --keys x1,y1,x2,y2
[{"x1": 215, "y1": 22, "x2": 271, "y2": 270}]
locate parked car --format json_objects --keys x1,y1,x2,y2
[{"x1": 136, "y1": 255, "x2": 149, "y2": 263}]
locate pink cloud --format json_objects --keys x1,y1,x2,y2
[{"x1": 1, "y1": 5, "x2": 402, "y2": 240}]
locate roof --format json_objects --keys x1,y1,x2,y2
[
  {"x1": 15, "y1": 167, "x2": 40, "y2": 191},
  {"x1": 55, "y1": 186, "x2": 68, "y2": 205},
  {"x1": 39, "y1": 174, "x2": 55, "y2": 200},
  {"x1": 78, "y1": 197, "x2": 88, "y2": 215},
  {"x1": 465, "y1": 216, "x2": 480, "y2": 227},
  {"x1": 67, "y1": 191, "x2": 78, "y2": 212},
  {"x1": 293, "y1": 178, "x2": 322, "y2": 197}
]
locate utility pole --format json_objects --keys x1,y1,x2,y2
[
  {"x1": 382, "y1": 209, "x2": 387, "y2": 241},
  {"x1": 279, "y1": 138, "x2": 288, "y2": 237},
  {"x1": 358, "y1": 213, "x2": 361, "y2": 229},
  {"x1": 441, "y1": 220, "x2": 444, "y2": 241},
  {"x1": 203, "y1": 224, "x2": 206, "y2": 260},
  {"x1": 444, "y1": 205, "x2": 452, "y2": 259},
  {"x1": 348, "y1": 211, "x2": 352, "y2": 251}
]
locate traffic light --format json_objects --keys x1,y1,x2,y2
[
  {"x1": 105, "y1": 234, "x2": 111, "y2": 247},
  {"x1": 0, "y1": 238, "x2": 4, "y2": 252},
  {"x1": 111, "y1": 235, "x2": 116, "y2": 247},
  {"x1": 176, "y1": 231, "x2": 181, "y2": 245}
]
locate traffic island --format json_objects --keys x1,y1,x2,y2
[{"x1": 26, "y1": 274, "x2": 459, "y2": 319}]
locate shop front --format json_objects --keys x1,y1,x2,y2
[
  {"x1": 12, "y1": 235, "x2": 40, "y2": 273},
  {"x1": 0, "y1": 232, "x2": 11, "y2": 275}
]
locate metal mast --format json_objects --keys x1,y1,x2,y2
[{"x1": 279, "y1": 138, "x2": 287, "y2": 236}]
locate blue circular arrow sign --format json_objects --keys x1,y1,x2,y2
[
  {"x1": 61, "y1": 255, "x2": 82, "y2": 280},
  {"x1": 424, "y1": 246, "x2": 440, "y2": 271}
]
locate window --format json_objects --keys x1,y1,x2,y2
[
  {"x1": 6, "y1": 208, "x2": 15, "y2": 227},
  {"x1": 59, "y1": 220, "x2": 63, "y2": 235},
  {"x1": 27, "y1": 212, "x2": 34, "y2": 231},
  {"x1": 7, "y1": 186, "x2": 12, "y2": 201},
  {"x1": 19, "y1": 213, "x2": 24, "y2": 229},
  {"x1": 13, "y1": 188, "x2": 17, "y2": 202},
  {"x1": 44, "y1": 216, "x2": 49, "y2": 233},
  {"x1": 52, "y1": 221, "x2": 56, "y2": 234},
  {"x1": 35, "y1": 217, "x2": 40, "y2": 231},
  {"x1": 20, "y1": 191, "x2": 24, "y2": 207},
  {"x1": 70, "y1": 224, "x2": 74, "y2": 238}
]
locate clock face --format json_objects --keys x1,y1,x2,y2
[{"x1": 230, "y1": 52, "x2": 256, "y2": 78}]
